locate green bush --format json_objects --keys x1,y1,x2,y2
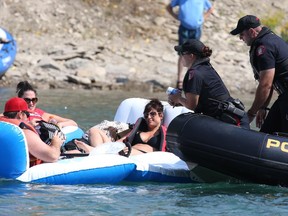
[
  {"x1": 261, "y1": 11, "x2": 288, "y2": 42},
  {"x1": 261, "y1": 11, "x2": 284, "y2": 32},
  {"x1": 280, "y1": 22, "x2": 288, "y2": 42}
]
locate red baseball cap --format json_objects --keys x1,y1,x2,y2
[{"x1": 4, "y1": 97, "x2": 29, "y2": 112}]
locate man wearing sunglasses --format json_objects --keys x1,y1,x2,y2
[{"x1": 0, "y1": 97, "x2": 65, "y2": 167}]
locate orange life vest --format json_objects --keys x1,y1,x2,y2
[{"x1": 0, "y1": 117, "x2": 43, "y2": 167}]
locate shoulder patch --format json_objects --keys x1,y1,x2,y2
[
  {"x1": 256, "y1": 45, "x2": 266, "y2": 56},
  {"x1": 188, "y1": 69, "x2": 195, "y2": 80}
]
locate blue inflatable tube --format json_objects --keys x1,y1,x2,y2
[
  {"x1": 0, "y1": 97, "x2": 199, "y2": 185},
  {"x1": 0, "y1": 122, "x2": 136, "y2": 185},
  {"x1": 0, "y1": 122, "x2": 29, "y2": 179},
  {"x1": 61, "y1": 126, "x2": 84, "y2": 144},
  {"x1": 0, "y1": 28, "x2": 17, "y2": 76}
]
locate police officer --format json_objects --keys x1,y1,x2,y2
[
  {"x1": 168, "y1": 39, "x2": 250, "y2": 129},
  {"x1": 230, "y1": 15, "x2": 288, "y2": 134}
]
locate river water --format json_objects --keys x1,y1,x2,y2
[{"x1": 1, "y1": 88, "x2": 287, "y2": 216}]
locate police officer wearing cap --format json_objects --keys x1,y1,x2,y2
[
  {"x1": 168, "y1": 39, "x2": 250, "y2": 129},
  {"x1": 231, "y1": 15, "x2": 288, "y2": 134}
]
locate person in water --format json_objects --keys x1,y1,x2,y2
[
  {"x1": 16, "y1": 81, "x2": 78, "y2": 128},
  {"x1": 0, "y1": 97, "x2": 64, "y2": 167},
  {"x1": 168, "y1": 39, "x2": 250, "y2": 129},
  {"x1": 67, "y1": 98, "x2": 167, "y2": 156}
]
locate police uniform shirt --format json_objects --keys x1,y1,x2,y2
[
  {"x1": 251, "y1": 27, "x2": 288, "y2": 75},
  {"x1": 182, "y1": 58, "x2": 231, "y2": 116}
]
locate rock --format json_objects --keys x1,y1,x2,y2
[
  {"x1": 0, "y1": 0, "x2": 287, "y2": 96},
  {"x1": 76, "y1": 65, "x2": 106, "y2": 82}
]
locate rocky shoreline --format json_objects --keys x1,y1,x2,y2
[{"x1": 0, "y1": 0, "x2": 287, "y2": 95}]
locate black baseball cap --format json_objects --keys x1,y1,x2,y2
[
  {"x1": 174, "y1": 39, "x2": 205, "y2": 56},
  {"x1": 230, "y1": 15, "x2": 261, "y2": 35}
]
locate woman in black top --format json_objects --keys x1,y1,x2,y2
[
  {"x1": 70, "y1": 99, "x2": 167, "y2": 156},
  {"x1": 168, "y1": 39, "x2": 250, "y2": 129}
]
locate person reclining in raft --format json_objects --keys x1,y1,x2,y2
[
  {"x1": 168, "y1": 39, "x2": 250, "y2": 129},
  {"x1": 0, "y1": 97, "x2": 65, "y2": 167},
  {"x1": 63, "y1": 98, "x2": 167, "y2": 156},
  {"x1": 16, "y1": 81, "x2": 78, "y2": 129}
]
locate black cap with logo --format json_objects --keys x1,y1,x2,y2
[{"x1": 230, "y1": 15, "x2": 261, "y2": 35}]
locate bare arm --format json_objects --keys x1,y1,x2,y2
[
  {"x1": 166, "y1": 4, "x2": 178, "y2": 20},
  {"x1": 42, "y1": 112, "x2": 78, "y2": 128},
  {"x1": 204, "y1": 7, "x2": 213, "y2": 20},
  {"x1": 168, "y1": 92, "x2": 199, "y2": 110},
  {"x1": 247, "y1": 68, "x2": 275, "y2": 121},
  {"x1": 24, "y1": 130, "x2": 63, "y2": 162}
]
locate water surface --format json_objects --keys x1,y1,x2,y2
[{"x1": 1, "y1": 88, "x2": 284, "y2": 216}]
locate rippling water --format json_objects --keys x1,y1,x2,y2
[
  {"x1": 0, "y1": 87, "x2": 285, "y2": 216},
  {"x1": 1, "y1": 181, "x2": 288, "y2": 216}
]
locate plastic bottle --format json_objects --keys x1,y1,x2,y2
[{"x1": 166, "y1": 87, "x2": 180, "y2": 95}]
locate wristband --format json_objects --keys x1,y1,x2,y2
[{"x1": 260, "y1": 107, "x2": 270, "y2": 111}]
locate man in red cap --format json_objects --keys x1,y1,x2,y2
[
  {"x1": 231, "y1": 15, "x2": 288, "y2": 134},
  {"x1": 0, "y1": 97, "x2": 64, "y2": 166}
]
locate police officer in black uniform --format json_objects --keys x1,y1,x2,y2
[
  {"x1": 168, "y1": 39, "x2": 250, "y2": 129},
  {"x1": 231, "y1": 15, "x2": 288, "y2": 134}
]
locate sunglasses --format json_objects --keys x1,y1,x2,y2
[
  {"x1": 144, "y1": 111, "x2": 159, "y2": 119},
  {"x1": 24, "y1": 97, "x2": 38, "y2": 104},
  {"x1": 180, "y1": 51, "x2": 191, "y2": 56},
  {"x1": 22, "y1": 111, "x2": 30, "y2": 118}
]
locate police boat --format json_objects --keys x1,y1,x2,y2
[{"x1": 166, "y1": 112, "x2": 288, "y2": 186}]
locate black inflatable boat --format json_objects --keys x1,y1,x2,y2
[{"x1": 166, "y1": 113, "x2": 288, "y2": 186}]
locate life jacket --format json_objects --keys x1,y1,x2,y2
[
  {"x1": 28, "y1": 108, "x2": 45, "y2": 121},
  {"x1": 126, "y1": 117, "x2": 167, "y2": 151},
  {"x1": 0, "y1": 117, "x2": 43, "y2": 167}
]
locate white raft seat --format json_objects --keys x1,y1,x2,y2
[
  {"x1": 113, "y1": 98, "x2": 195, "y2": 183},
  {"x1": 114, "y1": 97, "x2": 192, "y2": 127}
]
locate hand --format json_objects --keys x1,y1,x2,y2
[
  {"x1": 49, "y1": 118, "x2": 58, "y2": 125},
  {"x1": 247, "y1": 109, "x2": 256, "y2": 123},
  {"x1": 74, "y1": 139, "x2": 93, "y2": 153},
  {"x1": 51, "y1": 130, "x2": 66, "y2": 147},
  {"x1": 168, "y1": 92, "x2": 181, "y2": 107},
  {"x1": 168, "y1": 98, "x2": 176, "y2": 107},
  {"x1": 30, "y1": 118, "x2": 40, "y2": 127},
  {"x1": 256, "y1": 109, "x2": 267, "y2": 128}
]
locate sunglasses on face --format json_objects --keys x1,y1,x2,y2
[
  {"x1": 21, "y1": 111, "x2": 30, "y2": 118},
  {"x1": 180, "y1": 51, "x2": 191, "y2": 56},
  {"x1": 24, "y1": 97, "x2": 38, "y2": 104},
  {"x1": 144, "y1": 111, "x2": 159, "y2": 119}
]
